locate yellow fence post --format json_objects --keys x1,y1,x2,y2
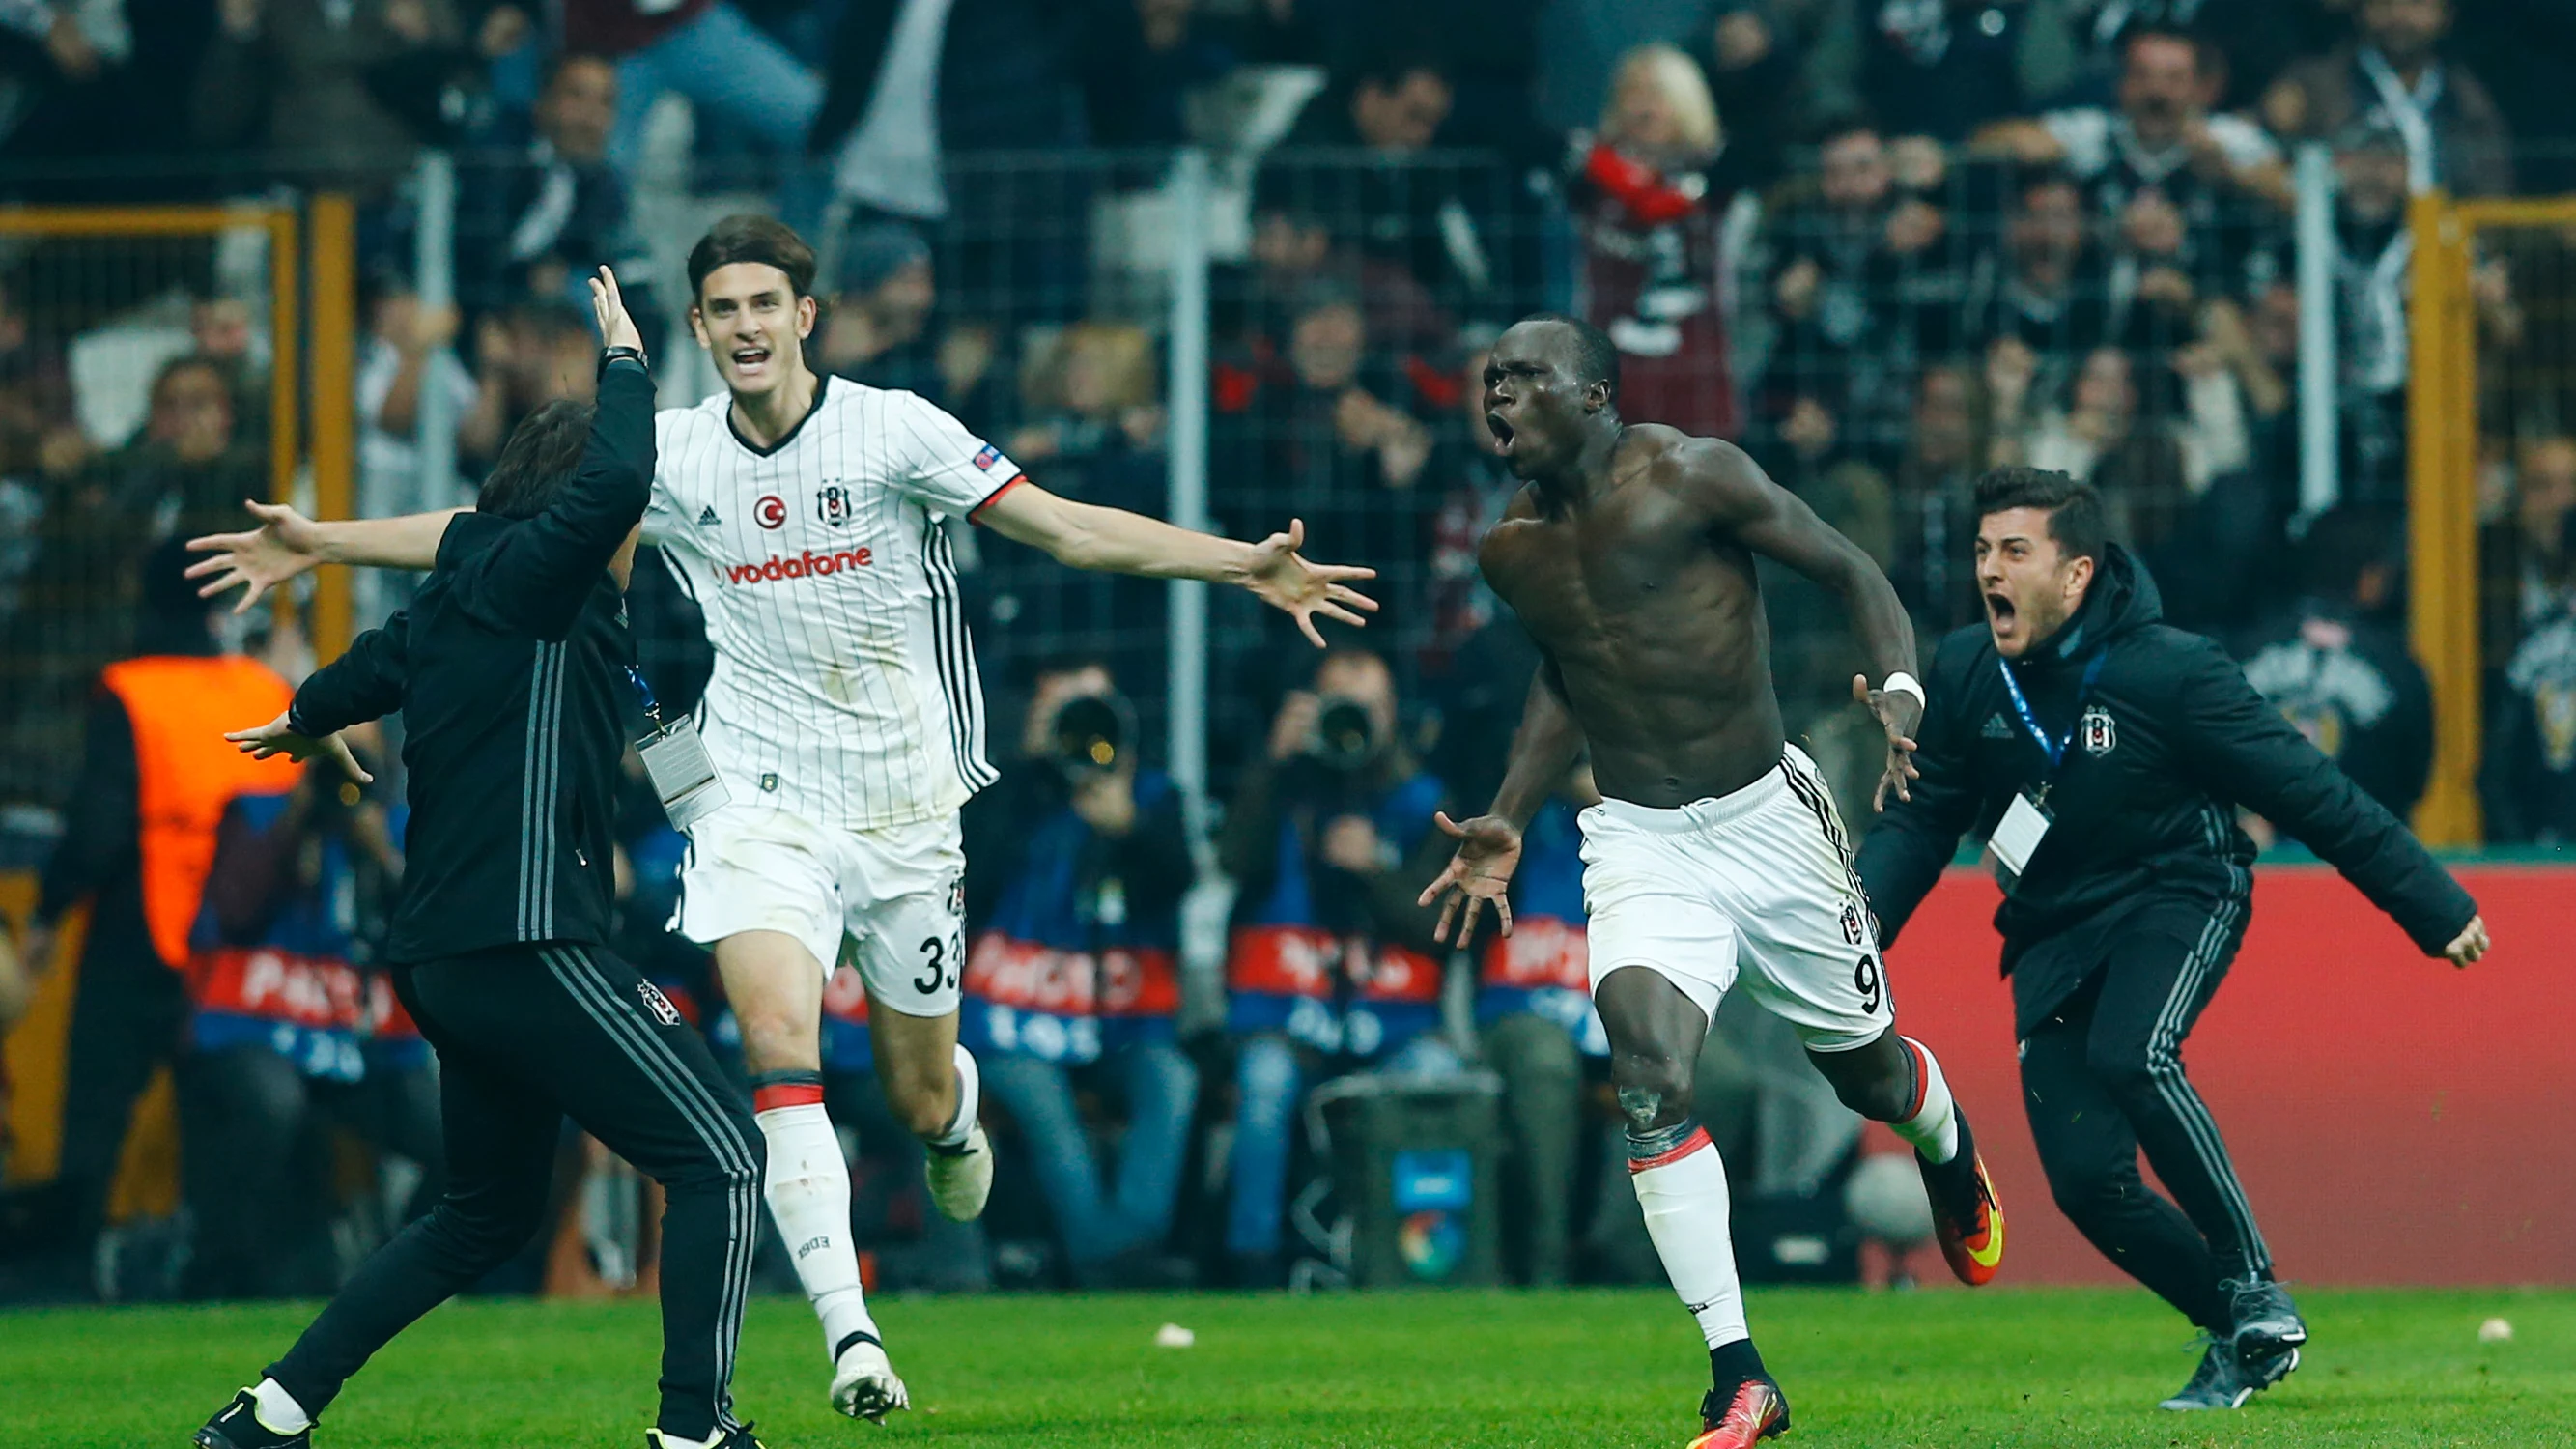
[
  {"x1": 2406, "y1": 191, "x2": 2482, "y2": 845},
  {"x1": 308, "y1": 194, "x2": 358, "y2": 663}
]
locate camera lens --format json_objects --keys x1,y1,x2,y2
[
  {"x1": 1312, "y1": 697, "x2": 1376, "y2": 770},
  {"x1": 1051, "y1": 693, "x2": 1129, "y2": 774}
]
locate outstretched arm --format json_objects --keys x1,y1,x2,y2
[
  {"x1": 1684, "y1": 438, "x2": 1922, "y2": 804},
  {"x1": 977, "y1": 482, "x2": 1376, "y2": 648},
  {"x1": 186, "y1": 505, "x2": 463, "y2": 611},
  {"x1": 2170, "y1": 639, "x2": 2486, "y2": 965},
  {"x1": 1416, "y1": 655, "x2": 1584, "y2": 948}
]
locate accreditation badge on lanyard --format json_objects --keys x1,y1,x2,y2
[
  {"x1": 1987, "y1": 652, "x2": 2105, "y2": 892},
  {"x1": 628, "y1": 667, "x2": 731, "y2": 830}
]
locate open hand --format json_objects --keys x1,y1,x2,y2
[
  {"x1": 589, "y1": 266, "x2": 644, "y2": 356},
  {"x1": 1242, "y1": 518, "x2": 1376, "y2": 648},
  {"x1": 1416, "y1": 810, "x2": 1523, "y2": 950},
  {"x1": 225, "y1": 711, "x2": 374, "y2": 783},
  {"x1": 1854, "y1": 673, "x2": 1921, "y2": 811},
  {"x1": 187, "y1": 499, "x2": 326, "y2": 612},
  {"x1": 2443, "y1": 915, "x2": 2489, "y2": 968}
]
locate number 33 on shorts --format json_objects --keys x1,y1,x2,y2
[{"x1": 914, "y1": 929, "x2": 964, "y2": 996}]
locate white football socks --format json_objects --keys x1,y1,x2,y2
[
  {"x1": 1889, "y1": 1036, "x2": 1962, "y2": 1165},
  {"x1": 251, "y1": 1378, "x2": 312, "y2": 1435},
  {"x1": 1628, "y1": 1122, "x2": 1749, "y2": 1350},
  {"x1": 753, "y1": 1099, "x2": 880, "y2": 1358},
  {"x1": 929, "y1": 1042, "x2": 979, "y2": 1148}
]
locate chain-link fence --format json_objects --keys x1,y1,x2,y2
[
  {"x1": 2, "y1": 135, "x2": 2573, "y2": 849},
  {"x1": 0, "y1": 203, "x2": 302, "y2": 816}
]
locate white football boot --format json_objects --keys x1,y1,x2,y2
[
  {"x1": 923, "y1": 1121, "x2": 994, "y2": 1222},
  {"x1": 830, "y1": 1334, "x2": 910, "y2": 1423}
]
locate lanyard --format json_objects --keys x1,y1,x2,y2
[
  {"x1": 1996, "y1": 651, "x2": 2107, "y2": 773},
  {"x1": 624, "y1": 666, "x2": 668, "y2": 731}
]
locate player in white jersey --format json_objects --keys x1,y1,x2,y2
[{"x1": 186, "y1": 215, "x2": 1374, "y2": 1431}]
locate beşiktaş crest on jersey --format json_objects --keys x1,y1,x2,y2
[
  {"x1": 816, "y1": 482, "x2": 854, "y2": 527},
  {"x1": 2079, "y1": 705, "x2": 2117, "y2": 756}
]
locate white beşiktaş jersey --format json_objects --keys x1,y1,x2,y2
[{"x1": 644, "y1": 377, "x2": 1020, "y2": 831}]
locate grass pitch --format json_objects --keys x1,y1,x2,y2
[{"x1": 7, "y1": 1285, "x2": 2568, "y2": 1447}]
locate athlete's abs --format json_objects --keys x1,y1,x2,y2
[{"x1": 1486, "y1": 505, "x2": 1786, "y2": 808}]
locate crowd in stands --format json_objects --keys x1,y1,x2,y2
[{"x1": 5, "y1": 0, "x2": 2576, "y2": 1300}]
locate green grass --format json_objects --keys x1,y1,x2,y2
[{"x1": 7, "y1": 1286, "x2": 2570, "y2": 1447}]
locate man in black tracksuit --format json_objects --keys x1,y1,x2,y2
[
  {"x1": 193, "y1": 272, "x2": 769, "y2": 1449},
  {"x1": 1855, "y1": 469, "x2": 2488, "y2": 1413}
]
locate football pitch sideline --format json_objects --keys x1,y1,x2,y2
[{"x1": 7, "y1": 1286, "x2": 2568, "y2": 1447}]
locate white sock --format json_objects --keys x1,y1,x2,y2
[
  {"x1": 1628, "y1": 1122, "x2": 1747, "y2": 1350},
  {"x1": 251, "y1": 1378, "x2": 311, "y2": 1435},
  {"x1": 754, "y1": 1101, "x2": 880, "y2": 1358},
  {"x1": 1889, "y1": 1036, "x2": 1961, "y2": 1165},
  {"x1": 929, "y1": 1042, "x2": 979, "y2": 1148}
]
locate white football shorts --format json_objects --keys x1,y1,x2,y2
[
  {"x1": 672, "y1": 802, "x2": 967, "y2": 1018},
  {"x1": 1577, "y1": 743, "x2": 1895, "y2": 1051}
]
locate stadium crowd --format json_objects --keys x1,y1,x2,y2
[{"x1": 3, "y1": 0, "x2": 2576, "y2": 1303}]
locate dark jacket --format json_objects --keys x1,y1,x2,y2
[
  {"x1": 290, "y1": 354, "x2": 654, "y2": 963},
  {"x1": 1855, "y1": 544, "x2": 2477, "y2": 1035}
]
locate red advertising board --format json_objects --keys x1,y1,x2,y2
[{"x1": 1887, "y1": 866, "x2": 2576, "y2": 1286}]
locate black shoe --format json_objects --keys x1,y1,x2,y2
[
  {"x1": 2223, "y1": 1275, "x2": 2308, "y2": 1366},
  {"x1": 644, "y1": 1424, "x2": 765, "y2": 1448},
  {"x1": 2159, "y1": 1339, "x2": 2255, "y2": 1411},
  {"x1": 195, "y1": 1391, "x2": 310, "y2": 1449}
]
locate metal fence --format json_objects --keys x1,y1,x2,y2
[{"x1": 0, "y1": 138, "x2": 2572, "y2": 853}]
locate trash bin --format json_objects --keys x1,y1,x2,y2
[{"x1": 1311, "y1": 1070, "x2": 1504, "y2": 1288}]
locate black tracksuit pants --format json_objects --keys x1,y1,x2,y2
[
  {"x1": 266, "y1": 943, "x2": 763, "y2": 1442},
  {"x1": 2018, "y1": 899, "x2": 2272, "y2": 1333}
]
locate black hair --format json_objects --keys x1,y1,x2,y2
[
  {"x1": 1346, "y1": 48, "x2": 1451, "y2": 95},
  {"x1": 477, "y1": 398, "x2": 596, "y2": 520},
  {"x1": 1973, "y1": 467, "x2": 2108, "y2": 565},
  {"x1": 2120, "y1": 21, "x2": 2213, "y2": 75},
  {"x1": 1807, "y1": 107, "x2": 1882, "y2": 149},
  {"x1": 2298, "y1": 505, "x2": 2402, "y2": 600},
  {"x1": 152, "y1": 352, "x2": 228, "y2": 402},
  {"x1": 688, "y1": 214, "x2": 817, "y2": 301},
  {"x1": 1514, "y1": 312, "x2": 1621, "y2": 403},
  {"x1": 512, "y1": 298, "x2": 594, "y2": 346}
]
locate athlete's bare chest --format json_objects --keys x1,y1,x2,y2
[{"x1": 1483, "y1": 504, "x2": 1745, "y2": 645}]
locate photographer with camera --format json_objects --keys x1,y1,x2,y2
[
  {"x1": 179, "y1": 725, "x2": 442, "y2": 1299},
  {"x1": 959, "y1": 659, "x2": 1200, "y2": 1288},
  {"x1": 1217, "y1": 647, "x2": 1455, "y2": 1286}
]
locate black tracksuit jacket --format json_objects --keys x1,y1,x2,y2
[
  {"x1": 1854, "y1": 543, "x2": 2477, "y2": 1036},
  {"x1": 290, "y1": 355, "x2": 654, "y2": 964}
]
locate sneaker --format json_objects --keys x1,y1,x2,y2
[
  {"x1": 830, "y1": 1331, "x2": 911, "y2": 1423},
  {"x1": 643, "y1": 1425, "x2": 766, "y2": 1448},
  {"x1": 194, "y1": 1390, "x2": 310, "y2": 1449},
  {"x1": 2223, "y1": 1276, "x2": 2308, "y2": 1367},
  {"x1": 923, "y1": 1122, "x2": 994, "y2": 1222},
  {"x1": 1917, "y1": 1115, "x2": 2005, "y2": 1287},
  {"x1": 2160, "y1": 1337, "x2": 2256, "y2": 1410},
  {"x1": 1687, "y1": 1378, "x2": 1791, "y2": 1448}
]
